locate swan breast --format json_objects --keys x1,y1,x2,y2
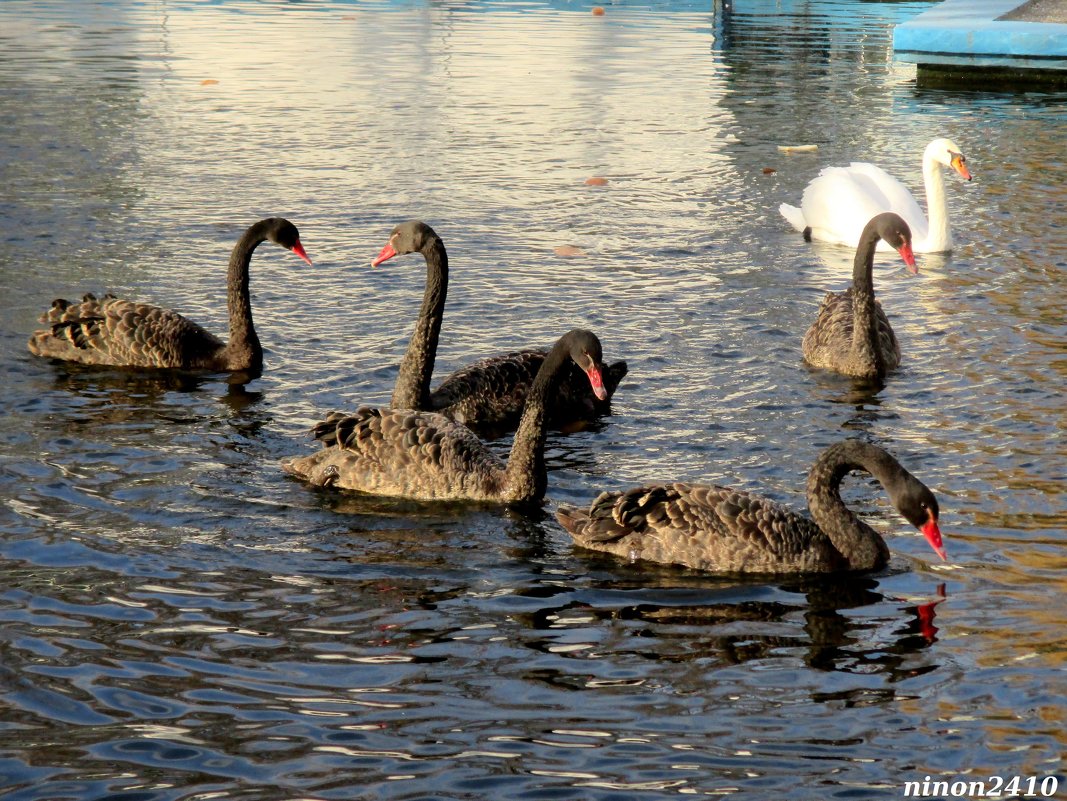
[{"x1": 802, "y1": 288, "x2": 900, "y2": 376}]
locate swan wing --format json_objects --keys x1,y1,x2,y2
[
  {"x1": 430, "y1": 350, "x2": 544, "y2": 428},
  {"x1": 557, "y1": 483, "x2": 839, "y2": 573},
  {"x1": 282, "y1": 406, "x2": 506, "y2": 501},
  {"x1": 28, "y1": 293, "x2": 222, "y2": 368},
  {"x1": 431, "y1": 349, "x2": 627, "y2": 431},
  {"x1": 794, "y1": 163, "x2": 928, "y2": 248},
  {"x1": 843, "y1": 162, "x2": 928, "y2": 236}
]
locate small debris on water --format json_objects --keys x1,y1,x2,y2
[
  {"x1": 585, "y1": 176, "x2": 609, "y2": 186},
  {"x1": 554, "y1": 245, "x2": 586, "y2": 257},
  {"x1": 778, "y1": 144, "x2": 818, "y2": 153},
  {"x1": 592, "y1": 6, "x2": 606, "y2": 15}
]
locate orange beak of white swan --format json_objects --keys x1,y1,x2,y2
[
  {"x1": 371, "y1": 242, "x2": 397, "y2": 267},
  {"x1": 291, "y1": 240, "x2": 313, "y2": 265},
  {"x1": 950, "y1": 153, "x2": 972, "y2": 181},
  {"x1": 586, "y1": 364, "x2": 608, "y2": 401},
  {"x1": 897, "y1": 241, "x2": 918, "y2": 275},
  {"x1": 922, "y1": 516, "x2": 947, "y2": 561}
]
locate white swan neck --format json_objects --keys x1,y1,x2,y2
[{"x1": 922, "y1": 151, "x2": 952, "y2": 252}]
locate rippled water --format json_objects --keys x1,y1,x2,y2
[{"x1": 1, "y1": 0, "x2": 1065, "y2": 798}]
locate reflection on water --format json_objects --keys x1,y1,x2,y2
[{"x1": 1, "y1": 0, "x2": 1065, "y2": 798}]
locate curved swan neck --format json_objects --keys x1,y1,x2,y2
[
  {"x1": 391, "y1": 236, "x2": 448, "y2": 410},
  {"x1": 922, "y1": 148, "x2": 952, "y2": 252},
  {"x1": 805, "y1": 441, "x2": 893, "y2": 571},
  {"x1": 225, "y1": 221, "x2": 269, "y2": 372},
  {"x1": 849, "y1": 225, "x2": 883, "y2": 375},
  {"x1": 503, "y1": 340, "x2": 571, "y2": 503}
]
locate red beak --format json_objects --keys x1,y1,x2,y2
[
  {"x1": 586, "y1": 364, "x2": 608, "y2": 401},
  {"x1": 951, "y1": 156, "x2": 972, "y2": 182},
  {"x1": 371, "y1": 242, "x2": 397, "y2": 267},
  {"x1": 898, "y1": 242, "x2": 917, "y2": 275},
  {"x1": 291, "y1": 240, "x2": 313, "y2": 265},
  {"x1": 921, "y1": 518, "x2": 946, "y2": 561}
]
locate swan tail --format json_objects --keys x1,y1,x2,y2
[
  {"x1": 779, "y1": 203, "x2": 807, "y2": 234},
  {"x1": 555, "y1": 503, "x2": 594, "y2": 543}
]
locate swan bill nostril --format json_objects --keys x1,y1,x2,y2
[
  {"x1": 291, "y1": 240, "x2": 313, "y2": 265},
  {"x1": 371, "y1": 242, "x2": 398, "y2": 267}
]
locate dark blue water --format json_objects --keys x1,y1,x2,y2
[{"x1": 1, "y1": 0, "x2": 1065, "y2": 798}]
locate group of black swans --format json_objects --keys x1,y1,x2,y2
[{"x1": 28, "y1": 138, "x2": 972, "y2": 575}]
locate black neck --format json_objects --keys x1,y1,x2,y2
[
  {"x1": 225, "y1": 220, "x2": 269, "y2": 371},
  {"x1": 849, "y1": 224, "x2": 883, "y2": 375},
  {"x1": 503, "y1": 338, "x2": 573, "y2": 503},
  {"x1": 805, "y1": 441, "x2": 895, "y2": 571},
  {"x1": 391, "y1": 236, "x2": 448, "y2": 410}
]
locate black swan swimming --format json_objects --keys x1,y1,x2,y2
[
  {"x1": 28, "y1": 217, "x2": 311, "y2": 374},
  {"x1": 372, "y1": 220, "x2": 626, "y2": 431},
  {"x1": 282, "y1": 329, "x2": 608, "y2": 503},
  {"x1": 556, "y1": 440, "x2": 945, "y2": 573},
  {"x1": 802, "y1": 212, "x2": 916, "y2": 381}
]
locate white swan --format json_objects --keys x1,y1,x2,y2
[{"x1": 779, "y1": 138, "x2": 972, "y2": 254}]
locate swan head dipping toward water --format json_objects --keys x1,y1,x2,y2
[
  {"x1": 886, "y1": 469, "x2": 945, "y2": 560},
  {"x1": 872, "y1": 212, "x2": 918, "y2": 275}
]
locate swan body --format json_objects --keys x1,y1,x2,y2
[
  {"x1": 779, "y1": 138, "x2": 971, "y2": 254},
  {"x1": 802, "y1": 212, "x2": 915, "y2": 381},
  {"x1": 27, "y1": 218, "x2": 312, "y2": 373},
  {"x1": 282, "y1": 329, "x2": 608, "y2": 504},
  {"x1": 427, "y1": 349, "x2": 628, "y2": 432},
  {"x1": 556, "y1": 440, "x2": 945, "y2": 574},
  {"x1": 373, "y1": 221, "x2": 626, "y2": 433}
]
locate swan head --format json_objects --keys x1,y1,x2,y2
[
  {"x1": 925, "y1": 138, "x2": 972, "y2": 182},
  {"x1": 263, "y1": 218, "x2": 312, "y2": 265},
  {"x1": 371, "y1": 220, "x2": 441, "y2": 267},
  {"x1": 889, "y1": 474, "x2": 945, "y2": 561},
  {"x1": 562, "y1": 329, "x2": 608, "y2": 401},
  {"x1": 869, "y1": 212, "x2": 917, "y2": 274}
]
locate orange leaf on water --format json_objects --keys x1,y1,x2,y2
[{"x1": 554, "y1": 245, "x2": 587, "y2": 257}]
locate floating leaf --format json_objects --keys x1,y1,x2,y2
[
  {"x1": 585, "y1": 176, "x2": 609, "y2": 186},
  {"x1": 554, "y1": 245, "x2": 586, "y2": 257}
]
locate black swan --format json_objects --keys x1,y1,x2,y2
[
  {"x1": 282, "y1": 329, "x2": 608, "y2": 503},
  {"x1": 556, "y1": 440, "x2": 945, "y2": 574},
  {"x1": 28, "y1": 217, "x2": 312, "y2": 374},
  {"x1": 802, "y1": 212, "x2": 915, "y2": 381},
  {"x1": 372, "y1": 220, "x2": 627, "y2": 431}
]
